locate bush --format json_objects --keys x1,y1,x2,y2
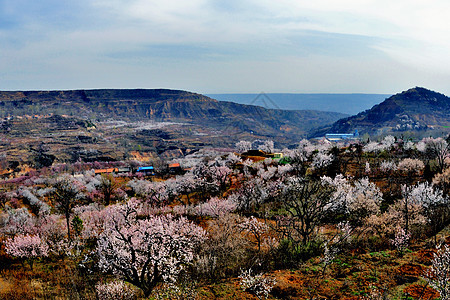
[
  {"x1": 96, "y1": 280, "x2": 137, "y2": 300},
  {"x1": 239, "y1": 268, "x2": 276, "y2": 300},
  {"x1": 275, "y1": 239, "x2": 322, "y2": 268}
]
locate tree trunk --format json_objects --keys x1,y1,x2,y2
[{"x1": 66, "y1": 211, "x2": 71, "y2": 241}]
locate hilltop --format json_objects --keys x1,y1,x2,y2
[{"x1": 315, "y1": 87, "x2": 450, "y2": 136}]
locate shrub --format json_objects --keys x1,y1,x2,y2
[
  {"x1": 275, "y1": 239, "x2": 322, "y2": 268},
  {"x1": 96, "y1": 280, "x2": 137, "y2": 300},
  {"x1": 239, "y1": 268, "x2": 276, "y2": 300}
]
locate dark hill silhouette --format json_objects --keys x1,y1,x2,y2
[{"x1": 313, "y1": 87, "x2": 450, "y2": 136}]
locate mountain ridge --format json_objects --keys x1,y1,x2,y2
[
  {"x1": 317, "y1": 87, "x2": 450, "y2": 136},
  {"x1": 0, "y1": 88, "x2": 345, "y2": 117},
  {"x1": 0, "y1": 88, "x2": 347, "y2": 166}
]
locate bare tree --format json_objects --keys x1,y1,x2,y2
[
  {"x1": 50, "y1": 175, "x2": 83, "y2": 240},
  {"x1": 279, "y1": 178, "x2": 334, "y2": 246},
  {"x1": 99, "y1": 174, "x2": 121, "y2": 205}
]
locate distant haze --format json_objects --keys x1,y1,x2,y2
[{"x1": 208, "y1": 93, "x2": 390, "y2": 115}]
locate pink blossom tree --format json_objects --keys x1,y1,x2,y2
[
  {"x1": 194, "y1": 196, "x2": 236, "y2": 217},
  {"x1": 98, "y1": 174, "x2": 125, "y2": 205},
  {"x1": 37, "y1": 214, "x2": 71, "y2": 256},
  {"x1": 96, "y1": 201, "x2": 206, "y2": 297},
  {"x1": 173, "y1": 174, "x2": 198, "y2": 204},
  {"x1": 211, "y1": 165, "x2": 233, "y2": 192},
  {"x1": 128, "y1": 179, "x2": 170, "y2": 207},
  {"x1": 5, "y1": 234, "x2": 49, "y2": 269},
  {"x1": 390, "y1": 228, "x2": 411, "y2": 255},
  {"x1": 73, "y1": 204, "x2": 108, "y2": 241},
  {"x1": 225, "y1": 152, "x2": 242, "y2": 166}
]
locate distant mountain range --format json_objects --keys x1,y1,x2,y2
[
  {"x1": 0, "y1": 89, "x2": 347, "y2": 139},
  {"x1": 207, "y1": 93, "x2": 390, "y2": 115},
  {"x1": 0, "y1": 89, "x2": 347, "y2": 167},
  {"x1": 2, "y1": 87, "x2": 449, "y2": 169},
  {"x1": 315, "y1": 87, "x2": 450, "y2": 137}
]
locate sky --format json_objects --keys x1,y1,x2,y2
[{"x1": 1, "y1": 0, "x2": 450, "y2": 95}]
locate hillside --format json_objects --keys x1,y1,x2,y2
[
  {"x1": 316, "y1": 87, "x2": 450, "y2": 136},
  {"x1": 0, "y1": 89, "x2": 346, "y2": 170},
  {"x1": 0, "y1": 89, "x2": 346, "y2": 130}
]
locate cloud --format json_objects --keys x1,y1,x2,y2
[{"x1": 0, "y1": 0, "x2": 449, "y2": 94}]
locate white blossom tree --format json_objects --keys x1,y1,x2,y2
[
  {"x1": 423, "y1": 243, "x2": 450, "y2": 300},
  {"x1": 235, "y1": 141, "x2": 252, "y2": 153},
  {"x1": 95, "y1": 280, "x2": 137, "y2": 300},
  {"x1": 403, "y1": 182, "x2": 449, "y2": 237},
  {"x1": 348, "y1": 178, "x2": 383, "y2": 220},
  {"x1": 323, "y1": 175, "x2": 383, "y2": 222},
  {"x1": 239, "y1": 268, "x2": 276, "y2": 300},
  {"x1": 397, "y1": 158, "x2": 425, "y2": 174},
  {"x1": 0, "y1": 206, "x2": 35, "y2": 236},
  {"x1": 258, "y1": 140, "x2": 275, "y2": 153},
  {"x1": 419, "y1": 137, "x2": 449, "y2": 173},
  {"x1": 312, "y1": 152, "x2": 334, "y2": 170},
  {"x1": 380, "y1": 160, "x2": 397, "y2": 173}
]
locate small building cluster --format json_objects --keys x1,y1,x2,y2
[
  {"x1": 91, "y1": 163, "x2": 183, "y2": 176},
  {"x1": 325, "y1": 129, "x2": 360, "y2": 142},
  {"x1": 239, "y1": 150, "x2": 284, "y2": 162}
]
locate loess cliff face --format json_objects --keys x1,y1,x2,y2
[
  {"x1": 0, "y1": 88, "x2": 345, "y2": 125},
  {"x1": 0, "y1": 89, "x2": 346, "y2": 170}
]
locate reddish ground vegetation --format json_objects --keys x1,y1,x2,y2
[
  {"x1": 415, "y1": 249, "x2": 437, "y2": 265},
  {"x1": 396, "y1": 263, "x2": 426, "y2": 277},
  {"x1": 404, "y1": 283, "x2": 440, "y2": 300}
]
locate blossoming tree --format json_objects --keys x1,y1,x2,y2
[{"x1": 96, "y1": 200, "x2": 206, "y2": 297}]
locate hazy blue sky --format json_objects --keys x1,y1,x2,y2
[{"x1": 1, "y1": 0, "x2": 450, "y2": 94}]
